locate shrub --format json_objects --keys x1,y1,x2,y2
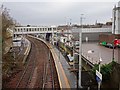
[{"x1": 91, "y1": 61, "x2": 116, "y2": 82}]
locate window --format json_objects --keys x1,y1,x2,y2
[
  {"x1": 32, "y1": 28, "x2": 33, "y2": 31},
  {"x1": 14, "y1": 29, "x2": 17, "y2": 32},
  {"x1": 29, "y1": 28, "x2": 31, "y2": 31},
  {"x1": 48, "y1": 28, "x2": 50, "y2": 31},
  {"x1": 53, "y1": 28, "x2": 56, "y2": 30},
  {"x1": 45, "y1": 28, "x2": 47, "y2": 31},
  {"x1": 37, "y1": 28, "x2": 39, "y2": 31}
]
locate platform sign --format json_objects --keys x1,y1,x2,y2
[{"x1": 96, "y1": 70, "x2": 102, "y2": 82}]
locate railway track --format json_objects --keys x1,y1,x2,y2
[
  {"x1": 42, "y1": 50, "x2": 55, "y2": 88},
  {"x1": 42, "y1": 44, "x2": 60, "y2": 89},
  {"x1": 15, "y1": 38, "x2": 36, "y2": 88},
  {"x1": 14, "y1": 36, "x2": 60, "y2": 89}
]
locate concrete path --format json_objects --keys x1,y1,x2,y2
[{"x1": 52, "y1": 46, "x2": 77, "y2": 88}]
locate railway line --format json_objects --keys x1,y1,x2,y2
[
  {"x1": 15, "y1": 38, "x2": 36, "y2": 88},
  {"x1": 31, "y1": 36, "x2": 71, "y2": 88},
  {"x1": 42, "y1": 49, "x2": 59, "y2": 88},
  {"x1": 15, "y1": 37, "x2": 60, "y2": 88},
  {"x1": 3, "y1": 36, "x2": 60, "y2": 89}
]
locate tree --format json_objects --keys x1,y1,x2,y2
[
  {"x1": 1, "y1": 5, "x2": 14, "y2": 39},
  {"x1": 1, "y1": 5, "x2": 19, "y2": 84},
  {"x1": 0, "y1": 5, "x2": 17, "y2": 54}
]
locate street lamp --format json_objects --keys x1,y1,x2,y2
[
  {"x1": 79, "y1": 14, "x2": 84, "y2": 88},
  {"x1": 112, "y1": 5, "x2": 116, "y2": 61},
  {"x1": 97, "y1": 57, "x2": 102, "y2": 90},
  {"x1": 52, "y1": 27, "x2": 54, "y2": 45},
  {"x1": 87, "y1": 50, "x2": 102, "y2": 90}
]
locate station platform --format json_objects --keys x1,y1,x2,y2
[
  {"x1": 12, "y1": 37, "x2": 31, "y2": 64},
  {"x1": 52, "y1": 46, "x2": 76, "y2": 88},
  {"x1": 29, "y1": 35, "x2": 76, "y2": 88}
]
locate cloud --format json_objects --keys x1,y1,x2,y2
[
  {"x1": 2, "y1": 0, "x2": 120, "y2": 2},
  {"x1": 2, "y1": 2, "x2": 118, "y2": 25}
]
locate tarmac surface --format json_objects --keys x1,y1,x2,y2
[{"x1": 82, "y1": 42, "x2": 119, "y2": 64}]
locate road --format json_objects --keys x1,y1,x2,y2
[{"x1": 82, "y1": 42, "x2": 119, "y2": 64}]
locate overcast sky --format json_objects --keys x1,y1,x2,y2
[{"x1": 2, "y1": 1, "x2": 120, "y2": 26}]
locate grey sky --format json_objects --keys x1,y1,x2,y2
[{"x1": 2, "y1": 1, "x2": 120, "y2": 26}]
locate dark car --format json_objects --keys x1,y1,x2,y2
[{"x1": 105, "y1": 43, "x2": 116, "y2": 49}]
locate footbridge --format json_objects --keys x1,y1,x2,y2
[
  {"x1": 13, "y1": 26, "x2": 58, "y2": 42},
  {"x1": 13, "y1": 26, "x2": 112, "y2": 35},
  {"x1": 14, "y1": 26, "x2": 57, "y2": 34}
]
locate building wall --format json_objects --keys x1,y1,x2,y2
[
  {"x1": 72, "y1": 27, "x2": 112, "y2": 42},
  {"x1": 82, "y1": 33, "x2": 100, "y2": 42},
  {"x1": 112, "y1": 1, "x2": 120, "y2": 34},
  {"x1": 118, "y1": 48, "x2": 120, "y2": 64},
  {"x1": 72, "y1": 32, "x2": 111, "y2": 42},
  {"x1": 118, "y1": 2, "x2": 120, "y2": 34}
]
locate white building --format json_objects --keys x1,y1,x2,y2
[
  {"x1": 13, "y1": 36, "x2": 22, "y2": 47},
  {"x1": 112, "y1": 1, "x2": 120, "y2": 34}
]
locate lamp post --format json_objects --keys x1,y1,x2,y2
[
  {"x1": 73, "y1": 39, "x2": 75, "y2": 69},
  {"x1": 112, "y1": 5, "x2": 116, "y2": 61},
  {"x1": 79, "y1": 14, "x2": 84, "y2": 88},
  {"x1": 57, "y1": 30, "x2": 61, "y2": 61},
  {"x1": 98, "y1": 57, "x2": 102, "y2": 90},
  {"x1": 87, "y1": 50, "x2": 102, "y2": 90},
  {"x1": 52, "y1": 27, "x2": 54, "y2": 45}
]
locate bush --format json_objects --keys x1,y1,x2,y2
[{"x1": 91, "y1": 61, "x2": 116, "y2": 82}]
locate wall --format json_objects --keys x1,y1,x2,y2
[
  {"x1": 112, "y1": 1, "x2": 120, "y2": 34},
  {"x1": 72, "y1": 32, "x2": 111, "y2": 42}
]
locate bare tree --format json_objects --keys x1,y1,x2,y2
[
  {"x1": 0, "y1": 5, "x2": 17, "y2": 54},
  {"x1": 1, "y1": 6, "x2": 14, "y2": 39},
  {"x1": 1, "y1": 5, "x2": 18, "y2": 85}
]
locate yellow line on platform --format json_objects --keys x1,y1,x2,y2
[{"x1": 51, "y1": 48, "x2": 70, "y2": 88}]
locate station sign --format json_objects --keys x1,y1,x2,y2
[{"x1": 96, "y1": 70, "x2": 102, "y2": 82}]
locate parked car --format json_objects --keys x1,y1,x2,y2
[
  {"x1": 105, "y1": 43, "x2": 116, "y2": 49},
  {"x1": 99, "y1": 34, "x2": 120, "y2": 48}
]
